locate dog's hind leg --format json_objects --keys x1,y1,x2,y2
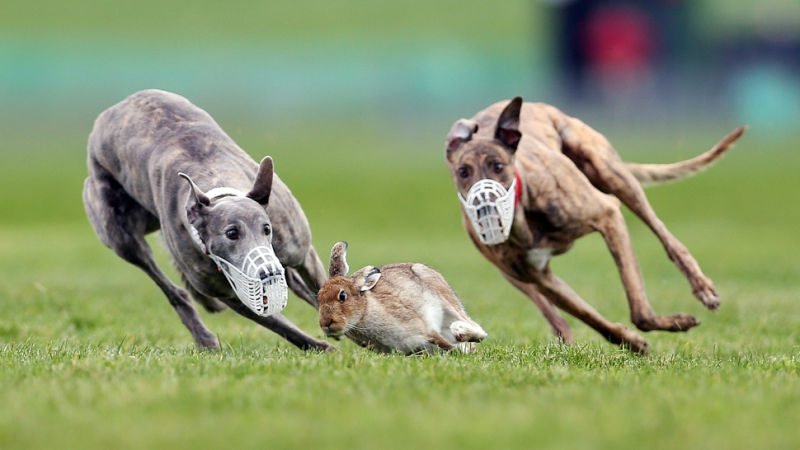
[
  {"x1": 615, "y1": 187, "x2": 719, "y2": 309},
  {"x1": 501, "y1": 273, "x2": 573, "y2": 343},
  {"x1": 286, "y1": 246, "x2": 328, "y2": 309},
  {"x1": 558, "y1": 120, "x2": 721, "y2": 309},
  {"x1": 596, "y1": 206, "x2": 701, "y2": 333},
  {"x1": 83, "y1": 171, "x2": 219, "y2": 349}
]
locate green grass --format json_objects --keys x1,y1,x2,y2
[
  {"x1": 1, "y1": 128, "x2": 799, "y2": 449},
  {"x1": 0, "y1": 0, "x2": 539, "y2": 46}
]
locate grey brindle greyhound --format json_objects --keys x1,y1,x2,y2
[{"x1": 83, "y1": 89, "x2": 332, "y2": 351}]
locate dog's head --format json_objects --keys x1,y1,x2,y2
[
  {"x1": 445, "y1": 98, "x2": 524, "y2": 245},
  {"x1": 179, "y1": 156, "x2": 279, "y2": 275},
  {"x1": 445, "y1": 97, "x2": 522, "y2": 196}
]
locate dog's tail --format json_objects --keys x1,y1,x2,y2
[{"x1": 626, "y1": 126, "x2": 746, "y2": 187}]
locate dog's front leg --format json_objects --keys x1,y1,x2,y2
[
  {"x1": 283, "y1": 247, "x2": 328, "y2": 309},
  {"x1": 286, "y1": 268, "x2": 320, "y2": 309},
  {"x1": 530, "y1": 268, "x2": 649, "y2": 354},
  {"x1": 228, "y1": 303, "x2": 334, "y2": 351},
  {"x1": 501, "y1": 273, "x2": 573, "y2": 343}
]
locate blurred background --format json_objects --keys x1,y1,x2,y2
[
  {"x1": 1, "y1": 0, "x2": 796, "y2": 228},
  {"x1": 1, "y1": 0, "x2": 798, "y2": 145}
]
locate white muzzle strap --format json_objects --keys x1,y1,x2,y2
[
  {"x1": 459, "y1": 177, "x2": 517, "y2": 245},
  {"x1": 208, "y1": 246, "x2": 288, "y2": 317}
]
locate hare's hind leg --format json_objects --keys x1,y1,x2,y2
[
  {"x1": 427, "y1": 331, "x2": 455, "y2": 352},
  {"x1": 449, "y1": 320, "x2": 487, "y2": 343},
  {"x1": 423, "y1": 277, "x2": 488, "y2": 343},
  {"x1": 437, "y1": 297, "x2": 487, "y2": 343}
]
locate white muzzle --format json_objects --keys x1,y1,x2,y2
[
  {"x1": 458, "y1": 177, "x2": 517, "y2": 245},
  {"x1": 208, "y1": 246, "x2": 288, "y2": 317}
]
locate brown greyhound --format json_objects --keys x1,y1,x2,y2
[{"x1": 445, "y1": 97, "x2": 744, "y2": 353}]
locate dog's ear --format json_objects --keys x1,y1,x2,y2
[
  {"x1": 446, "y1": 119, "x2": 478, "y2": 162},
  {"x1": 247, "y1": 156, "x2": 274, "y2": 206},
  {"x1": 495, "y1": 97, "x2": 523, "y2": 152},
  {"x1": 329, "y1": 241, "x2": 350, "y2": 277},
  {"x1": 178, "y1": 172, "x2": 210, "y2": 220}
]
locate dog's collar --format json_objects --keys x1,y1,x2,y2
[
  {"x1": 205, "y1": 187, "x2": 246, "y2": 200},
  {"x1": 513, "y1": 170, "x2": 522, "y2": 209}
]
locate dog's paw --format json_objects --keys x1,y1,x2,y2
[
  {"x1": 197, "y1": 334, "x2": 221, "y2": 350},
  {"x1": 317, "y1": 341, "x2": 338, "y2": 352},
  {"x1": 624, "y1": 335, "x2": 649, "y2": 355},
  {"x1": 670, "y1": 313, "x2": 701, "y2": 331},
  {"x1": 634, "y1": 313, "x2": 700, "y2": 333},
  {"x1": 610, "y1": 325, "x2": 649, "y2": 354},
  {"x1": 695, "y1": 286, "x2": 720, "y2": 310},
  {"x1": 691, "y1": 277, "x2": 720, "y2": 310}
]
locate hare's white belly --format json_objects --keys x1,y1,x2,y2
[{"x1": 420, "y1": 292, "x2": 445, "y2": 332}]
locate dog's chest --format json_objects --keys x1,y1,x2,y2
[{"x1": 526, "y1": 248, "x2": 553, "y2": 271}]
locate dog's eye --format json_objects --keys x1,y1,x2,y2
[
  {"x1": 225, "y1": 227, "x2": 239, "y2": 240},
  {"x1": 263, "y1": 224, "x2": 271, "y2": 236},
  {"x1": 337, "y1": 289, "x2": 347, "y2": 302},
  {"x1": 493, "y1": 162, "x2": 505, "y2": 173},
  {"x1": 457, "y1": 166, "x2": 470, "y2": 179}
]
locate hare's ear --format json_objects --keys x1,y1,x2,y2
[
  {"x1": 360, "y1": 267, "x2": 382, "y2": 292},
  {"x1": 329, "y1": 241, "x2": 350, "y2": 277}
]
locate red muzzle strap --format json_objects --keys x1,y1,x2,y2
[{"x1": 514, "y1": 170, "x2": 522, "y2": 209}]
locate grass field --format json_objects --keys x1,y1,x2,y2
[{"x1": 0, "y1": 123, "x2": 798, "y2": 449}]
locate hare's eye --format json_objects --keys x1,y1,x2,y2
[
  {"x1": 225, "y1": 227, "x2": 239, "y2": 240},
  {"x1": 337, "y1": 289, "x2": 347, "y2": 302}
]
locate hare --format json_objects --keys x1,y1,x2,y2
[{"x1": 318, "y1": 242, "x2": 487, "y2": 354}]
